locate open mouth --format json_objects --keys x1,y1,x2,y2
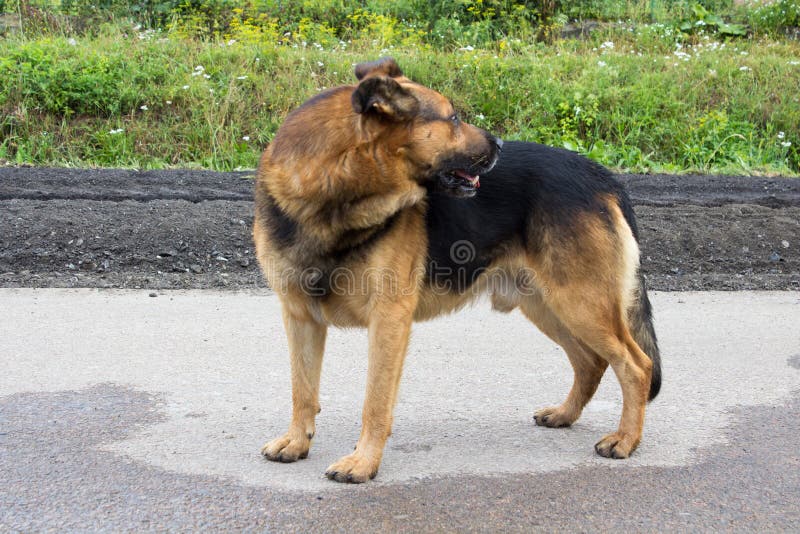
[
  {"x1": 432, "y1": 137, "x2": 501, "y2": 198},
  {"x1": 437, "y1": 168, "x2": 482, "y2": 197}
]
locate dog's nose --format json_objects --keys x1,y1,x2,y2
[{"x1": 494, "y1": 138, "x2": 504, "y2": 151}]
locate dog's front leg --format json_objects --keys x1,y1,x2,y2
[
  {"x1": 262, "y1": 305, "x2": 327, "y2": 463},
  {"x1": 325, "y1": 304, "x2": 413, "y2": 483}
]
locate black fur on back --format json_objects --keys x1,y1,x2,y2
[
  {"x1": 425, "y1": 141, "x2": 633, "y2": 288},
  {"x1": 425, "y1": 140, "x2": 661, "y2": 400}
]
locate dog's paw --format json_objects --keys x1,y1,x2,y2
[
  {"x1": 324, "y1": 452, "x2": 379, "y2": 483},
  {"x1": 261, "y1": 433, "x2": 311, "y2": 463},
  {"x1": 594, "y1": 432, "x2": 639, "y2": 459},
  {"x1": 534, "y1": 405, "x2": 577, "y2": 428}
]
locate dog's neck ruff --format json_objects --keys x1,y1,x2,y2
[{"x1": 262, "y1": 191, "x2": 401, "y2": 297}]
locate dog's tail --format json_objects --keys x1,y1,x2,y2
[
  {"x1": 616, "y1": 186, "x2": 662, "y2": 401},
  {"x1": 628, "y1": 273, "x2": 662, "y2": 401}
]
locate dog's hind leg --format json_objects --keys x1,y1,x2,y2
[
  {"x1": 262, "y1": 302, "x2": 327, "y2": 463},
  {"x1": 539, "y1": 281, "x2": 652, "y2": 459},
  {"x1": 519, "y1": 294, "x2": 608, "y2": 428},
  {"x1": 546, "y1": 285, "x2": 653, "y2": 459},
  {"x1": 527, "y1": 201, "x2": 655, "y2": 458},
  {"x1": 597, "y1": 337, "x2": 652, "y2": 459}
]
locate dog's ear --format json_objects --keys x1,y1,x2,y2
[
  {"x1": 354, "y1": 57, "x2": 403, "y2": 81},
  {"x1": 351, "y1": 76, "x2": 419, "y2": 121}
]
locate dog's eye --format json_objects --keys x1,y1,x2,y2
[{"x1": 449, "y1": 114, "x2": 459, "y2": 125}]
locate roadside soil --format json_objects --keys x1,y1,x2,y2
[{"x1": 1, "y1": 167, "x2": 798, "y2": 291}]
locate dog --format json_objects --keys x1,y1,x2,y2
[{"x1": 253, "y1": 57, "x2": 661, "y2": 483}]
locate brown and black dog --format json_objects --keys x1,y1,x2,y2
[{"x1": 253, "y1": 57, "x2": 661, "y2": 483}]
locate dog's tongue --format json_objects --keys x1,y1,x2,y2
[{"x1": 454, "y1": 169, "x2": 480, "y2": 188}]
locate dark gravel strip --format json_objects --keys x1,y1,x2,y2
[
  {"x1": 2, "y1": 167, "x2": 799, "y2": 207},
  {"x1": 0, "y1": 169, "x2": 798, "y2": 291},
  {"x1": 621, "y1": 173, "x2": 800, "y2": 208},
  {"x1": 0, "y1": 167, "x2": 254, "y2": 203}
]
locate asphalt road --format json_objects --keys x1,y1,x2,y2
[
  {"x1": 1, "y1": 168, "x2": 799, "y2": 530},
  {"x1": 2, "y1": 289, "x2": 799, "y2": 531}
]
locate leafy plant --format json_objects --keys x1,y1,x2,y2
[
  {"x1": 678, "y1": 3, "x2": 748, "y2": 37},
  {"x1": 556, "y1": 91, "x2": 600, "y2": 149},
  {"x1": 682, "y1": 109, "x2": 756, "y2": 171}
]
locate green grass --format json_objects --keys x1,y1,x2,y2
[{"x1": 0, "y1": 11, "x2": 799, "y2": 174}]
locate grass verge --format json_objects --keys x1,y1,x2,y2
[{"x1": 0, "y1": 21, "x2": 798, "y2": 174}]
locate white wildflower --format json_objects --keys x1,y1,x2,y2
[
  {"x1": 68, "y1": 38, "x2": 77, "y2": 46},
  {"x1": 140, "y1": 105, "x2": 148, "y2": 111},
  {"x1": 739, "y1": 66, "x2": 751, "y2": 71},
  {"x1": 108, "y1": 128, "x2": 124, "y2": 135},
  {"x1": 778, "y1": 131, "x2": 786, "y2": 139},
  {"x1": 598, "y1": 60, "x2": 607, "y2": 67},
  {"x1": 242, "y1": 136, "x2": 250, "y2": 141},
  {"x1": 781, "y1": 141, "x2": 792, "y2": 148}
]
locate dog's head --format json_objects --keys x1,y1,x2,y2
[{"x1": 351, "y1": 57, "x2": 502, "y2": 198}]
